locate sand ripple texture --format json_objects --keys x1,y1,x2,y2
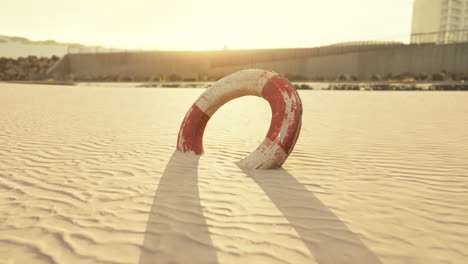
[{"x1": 1, "y1": 83, "x2": 468, "y2": 264}]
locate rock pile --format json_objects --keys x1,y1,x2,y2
[
  {"x1": 0, "y1": 56, "x2": 60, "y2": 81},
  {"x1": 331, "y1": 71, "x2": 468, "y2": 82}
]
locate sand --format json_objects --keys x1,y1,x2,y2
[{"x1": 1, "y1": 83, "x2": 468, "y2": 264}]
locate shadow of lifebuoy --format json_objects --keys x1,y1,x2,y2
[
  {"x1": 139, "y1": 151, "x2": 381, "y2": 264},
  {"x1": 237, "y1": 164, "x2": 382, "y2": 264},
  {"x1": 139, "y1": 151, "x2": 217, "y2": 264}
]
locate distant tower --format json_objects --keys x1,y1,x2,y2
[{"x1": 411, "y1": 0, "x2": 468, "y2": 44}]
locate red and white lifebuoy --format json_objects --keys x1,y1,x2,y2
[{"x1": 177, "y1": 69, "x2": 302, "y2": 169}]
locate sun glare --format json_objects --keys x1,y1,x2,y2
[{"x1": 0, "y1": 0, "x2": 413, "y2": 50}]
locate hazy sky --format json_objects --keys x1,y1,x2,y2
[{"x1": 1, "y1": 0, "x2": 414, "y2": 50}]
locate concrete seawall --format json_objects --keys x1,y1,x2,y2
[
  {"x1": 49, "y1": 43, "x2": 468, "y2": 81},
  {"x1": 209, "y1": 43, "x2": 468, "y2": 80}
]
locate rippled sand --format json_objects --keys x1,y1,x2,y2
[{"x1": 1, "y1": 83, "x2": 468, "y2": 264}]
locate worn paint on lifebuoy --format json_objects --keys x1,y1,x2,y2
[{"x1": 177, "y1": 69, "x2": 302, "y2": 169}]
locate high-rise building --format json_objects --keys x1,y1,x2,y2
[{"x1": 411, "y1": 0, "x2": 468, "y2": 44}]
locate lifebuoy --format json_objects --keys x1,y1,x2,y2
[{"x1": 177, "y1": 69, "x2": 302, "y2": 169}]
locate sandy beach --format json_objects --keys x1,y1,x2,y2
[{"x1": 1, "y1": 83, "x2": 468, "y2": 263}]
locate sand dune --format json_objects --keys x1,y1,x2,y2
[{"x1": 1, "y1": 83, "x2": 468, "y2": 263}]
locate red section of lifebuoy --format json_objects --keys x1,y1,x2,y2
[
  {"x1": 177, "y1": 105, "x2": 210, "y2": 155},
  {"x1": 177, "y1": 69, "x2": 302, "y2": 169},
  {"x1": 263, "y1": 75, "x2": 302, "y2": 154}
]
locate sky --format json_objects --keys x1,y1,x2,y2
[{"x1": 0, "y1": 0, "x2": 415, "y2": 51}]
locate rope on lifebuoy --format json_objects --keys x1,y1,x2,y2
[{"x1": 177, "y1": 69, "x2": 302, "y2": 169}]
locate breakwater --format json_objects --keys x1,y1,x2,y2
[
  {"x1": 0, "y1": 56, "x2": 60, "y2": 81},
  {"x1": 135, "y1": 81, "x2": 467, "y2": 91}
]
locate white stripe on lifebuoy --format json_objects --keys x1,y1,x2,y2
[
  {"x1": 194, "y1": 70, "x2": 277, "y2": 116},
  {"x1": 177, "y1": 69, "x2": 302, "y2": 169}
]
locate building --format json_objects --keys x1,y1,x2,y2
[{"x1": 411, "y1": 0, "x2": 468, "y2": 44}]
